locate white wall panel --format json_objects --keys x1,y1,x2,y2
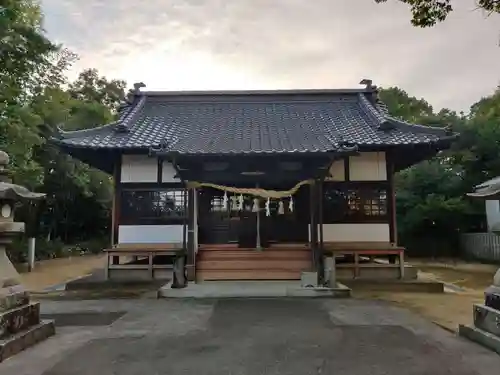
[
  {"x1": 485, "y1": 200, "x2": 500, "y2": 231},
  {"x1": 349, "y1": 152, "x2": 387, "y2": 181},
  {"x1": 120, "y1": 155, "x2": 157, "y2": 183},
  {"x1": 309, "y1": 223, "x2": 390, "y2": 242},
  {"x1": 328, "y1": 160, "x2": 345, "y2": 181},
  {"x1": 162, "y1": 161, "x2": 181, "y2": 183},
  {"x1": 118, "y1": 225, "x2": 183, "y2": 244}
]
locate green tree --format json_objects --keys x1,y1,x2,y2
[
  {"x1": 0, "y1": 0, "x2": 72, "y2": 187},
  {"x1": 453, "y1": 88, "x2": 500, "y2": 190},
  {"x1": 29, "y1": 70, "x2": 126, "y2": 243},
  {"x1": 2, "y1": 1, "x2": 125, "y2": 258},
  {"x1": 68, "y1": 69, "x2": 127, "y2": 112},
  {"x1": 379, "y1": 87, "x2": 472, "y2": 256},
  {"x1": 374, "y1": 0, "x2": 499, "y2": 27}
]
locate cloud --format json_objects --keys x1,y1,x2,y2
[{"x1": 41, "y1": 0, "x2": 500, "y2": 112}]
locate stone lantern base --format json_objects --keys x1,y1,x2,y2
[
  {"x1": 0, "y1": 284, "x2": 55, "y2": 362},
  {"x1": 459, "y1": 269, "x2": 500, "y2": 354}
]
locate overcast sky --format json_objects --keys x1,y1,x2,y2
[{"x1": 41, "y1": 0, "x2": 499, "y2": 112}]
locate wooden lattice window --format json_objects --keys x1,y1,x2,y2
[
  {"x1": 210, "y1": 196, "x2": 226, "y2": 212},
  {"x1": 323, "y1": 184, "x2": 389, "y2": 223},
  {"x1": 120, "y1": 188, "x2": 186, "y2": 225},
  {"x1": 362, "y1": 189, "x2": 387, "y2": 216}
]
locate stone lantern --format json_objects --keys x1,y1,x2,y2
[
  {"x1": 458, "y1": 177, "x2": 500, "y2": 353},
  {"x1": 0, "y1": 151, "x2": 55, "y2": 362}
]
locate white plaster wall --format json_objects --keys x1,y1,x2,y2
[
  {"x1": 120, "y1": 156, "x2": 181, "y2": 183},
  {"x1": 328, "y1": 160, "x2": 345, "y2": 181},
  {"x1": 121, "y1": 155, "x2": 157, "y2": 183},
  {"x1": 309, "y1": 223, "x2": 390, "y2": 242},
  {"x1": 118, "y1": 225, "x2": 184, "y2": 244},
  {"x1": 349, "y1": 152, "x2": 387, "y2": 181},
  {"x1": 485, "y1": 200, "x2": 500, "y2": 231},
  {"x1": 162, "y1": 161, "x2": 181, "y2": 183}
]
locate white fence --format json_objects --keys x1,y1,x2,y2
[{"x1": 461, "y1": 232, "x2": 500, "y2": 262}]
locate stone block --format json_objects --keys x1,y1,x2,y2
[
  {"x1": 473, "y1": 304, "x2": 500, "y2": 337},
  {"x1": 459, "y1": 324, "x2": 500, "y2": 355},
  {"x1": 0, "y1": 320, "x2": 55, "y2": 362},
  {"x1": 0, "y1": 302, "x2": 40, "y2": 338},
  {"x1": 0, "y1": 288, "x2": 29, "y2": 312},
  {"x1": 301, "y1": 271, "x2": 318, "y2": 288}
]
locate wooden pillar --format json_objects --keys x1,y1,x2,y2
[
  {"x1": 111, "y1": 158, "x2": 121, "y2": 265},
  {"x1": 317, "y1": 179, "x2": 325, "y2": 284},
  {"x1": 172, "y1": 185, "x2": 188, "y2": 288},
  {"x1": 309, "y1": 181, "x2": 318, "y2": 274},
  {"x1": 387, "y1": 154, "x2": 398, "y2": 264},
  {"x1": 194, "y1": 188, "x2": 198, "y2": 253},
  {"x1": 389, "y1": 168, "x2": 398, "y2": 245},
  {"x1": 186, "y1": 187, "x2": 196, "y2": 281}
]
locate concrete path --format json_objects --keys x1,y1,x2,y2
[{"x1": 1, "y1": 298, "x2": 499, "y2": 375}]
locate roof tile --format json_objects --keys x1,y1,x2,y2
[{"x1": 56, "y1": 90, "x2": 454, "y2": 154}]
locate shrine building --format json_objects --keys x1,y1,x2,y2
[{"x1": 53, "y1": 80, "x2": 457, "y2": 283}]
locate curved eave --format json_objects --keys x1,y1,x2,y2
[
  {"x1": 387, "y1": 117, "x2": 456, "y2": 138},
  {"x1": 356, "y1": 133, "x2": 458, "y2": 152},
  {"x1": 52, "y1": 94, "x2": 145, "y2": 143},
  {"x1": 51, "y1": 139, "x2": 119, "y2": 174},
  {"x1": 467, "y1": 177, "x2": 500, "y2": 200},
  {"x1": 53, "y1": 121, "x2": 118, "y2": 141},
  {"x1": 467, "y1": 191, "x2": 500, "y2": 200},
  {"x1": 358, "y1": 93, "x2": 459, "y2": 148},
  {"x1": 389, "y1": 135, "x2": 458, "y2": 172},
  {"x1": 475, "y1": 176, "x2": 500, "y2": 190}
]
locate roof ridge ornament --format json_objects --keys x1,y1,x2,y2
[
  {"x1": 149, "y1": 138, "x2": 171, "y2": 156},
  {"x1": 359, "y1": 78, "x2": 377, "y2": 91},
  {"x1": 359, "y1": 79, "x2": 392, "y2": 131},
  {"x1": 337, "y1": 136, "x2": 358, "y2": 153},
  {"x1": 116, "y1": 85, "x2": 147, "y2": 133},
  {"x1": 126, "y1": 82, "x2": 146, "y2": 104}
]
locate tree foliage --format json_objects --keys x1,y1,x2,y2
[
  {"x1": 1, "y1": 1, "x2": 126, "y2": 261},
  {"x1": 379, "y1": 86, "x2": 500, "y2": 256},
  {"x1": 374, "y1": 0, "x2": 500, "y2": 27}
]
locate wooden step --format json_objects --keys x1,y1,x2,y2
[
  {"x1": 197, "y1": 259, "x2": 311, "y2": 271},
  {"x1": 198, "y1": 244, "x2": 239, "y2": 250},
  {"x1": 196, "y1": 269, "x2": 302, "y2": 281},
  {"x1": 199, "y1": 244, "x2": 310, "y2": 250},
  {"x1": 198, "y1": 250, "x2": 311, "y2": 261}
]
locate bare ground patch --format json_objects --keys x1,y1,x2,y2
[
  {"x1": 18, "y1": 254, "x2": 106, "y2": 292},
  {"x1": 355, "y1": 259, "x2": 498, "y2": 331}
]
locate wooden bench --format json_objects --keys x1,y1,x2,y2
[
  {"x1": 324, "y1": 242, "x2": 405, "y2": 279},
  {"x1": 104, "y1": 243, "x2": 183, "y2": 280}
]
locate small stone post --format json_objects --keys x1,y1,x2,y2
[
  {"x1": 171, "y1": 252, "x2": 187, "y2": 289},
  {"x1": 27, "y1": 237, "x2": 36, "y2": 272}
]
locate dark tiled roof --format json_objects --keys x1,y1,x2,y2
[{"x1": 55, "y1": 88, "x2": 456, "y2": 155}]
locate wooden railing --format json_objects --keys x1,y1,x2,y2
[
  {"x1": 323, "y1": 242, "x2": 405, "y2": 279},
  {"x1": 104, "y1": 243, "x2": 183, "y2": 280}
]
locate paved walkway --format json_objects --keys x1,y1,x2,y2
[{"x1": 1, "y1": 299, "x2": 499, "y2": 375}]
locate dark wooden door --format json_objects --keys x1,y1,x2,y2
[
  {"x1": 198, "y1": 187, "x2": 309, "y2": 246},
  {"x1": 264, "y1": 188, "x2": 309, "y2": 243},
  {"x1": 198, "y1": 188, "x2": 240, "y2": 244}
]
